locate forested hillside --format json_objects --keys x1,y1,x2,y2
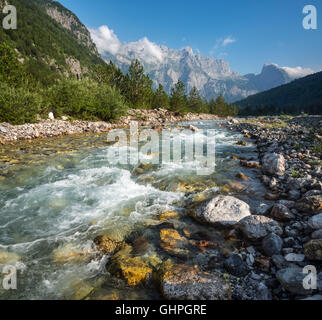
[
  {"x1": 236, "y1": 72, "x2": 322, "y2": 116},
  {"x1": 0, "y1": 0, "x2": 103, "y2": 84},
  {"x1": 0, "y1": 0, "x2": 238, "y2": 125}
]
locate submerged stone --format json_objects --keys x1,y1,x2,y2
[{"x1": 108, "y1": 256, "x2": 152, "y2": 287}]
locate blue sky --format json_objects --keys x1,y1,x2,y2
[{"x1": 58, "y1": 0, "x2": 321, "y2": 74}]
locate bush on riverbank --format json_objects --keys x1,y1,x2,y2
[
  {"x1": 45, "y1": 79, "x2": 128, "y2": 122},
  {"x1": 0, "y1": 83, "x2": 42, "y2": 125}
]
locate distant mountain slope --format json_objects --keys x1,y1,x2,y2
[
  {"x1": 236, "y1": 71, "x2": 322, "y2": 111},
  {"x1": 91, "y1": 26, "x2": 314, "y2": 102},
  {"x1": 0, "y1": 0, "x2": 103, "y2": 83}
]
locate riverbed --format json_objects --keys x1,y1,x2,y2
[{"x1": 0, "y1": 120, "x2": 267, "y2": 300}]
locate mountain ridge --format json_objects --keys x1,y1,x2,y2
[
  {"x1": 91, "y1": 25, "x2": 315, "y2": 102},
  {"x1": 236, "y1": 71, "x2": 322, "y2": 114},
  {"x1": 0, "y1": 0, "x2": 103, "y2": 83}
]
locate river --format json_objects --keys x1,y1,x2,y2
[{"x1": 0, "y1": 120, "x2": 267, "y2": 300}]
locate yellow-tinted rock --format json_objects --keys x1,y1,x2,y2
[
  {"x1": 159, "y1": 211, "x2": 180, "y2": 222},
  {"x1": 160, "y1": 229, "x2": 182, "y2": 246},
  {"x1": 160, "y1": 229, "x2": 189, "y2": 258},
  {"x1": 0, "y1": 251, "x2": 20, "y2": 265},
  {"x1": 108, "y1": 257, "x2": 152, "y2": 287},
  {"x1": 236, "y1": 172, "x2": 250, "y2": 181},
  {"x1": 146, "y1": 254, "x2": 163, "y2": 269},
  {"x1": 94, "y1": 236, "x2": 123, "y2": 255}
]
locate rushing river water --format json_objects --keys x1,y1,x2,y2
[{"x1": 0, "y1": 121, "x2": 267, "y2": 300}]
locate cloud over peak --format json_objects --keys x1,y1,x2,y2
[{"x1": 90, "y1": 25, "x2": 164, "y2": 63}]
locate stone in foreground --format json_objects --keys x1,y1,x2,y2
[
  {"x1": 262, "y1": 153, "x2": 286, "y2": 176},
  {"x1": 304, "y1": 239, "x2": 322, "y2": 261},
  {"x1": 270, "y1": 203, "x2": 295, "y2": 222},
  {"x1": 296, "y1": 195, "x2": 322, "y2": 216},
  {"x1": 308, "y1": 213, "x2": 322, "y2": 230},
  {"x1": 276, "y1": 267, "x2": 312, "y2": 295},
  {"x1": 262, "y1": 233, "x2": 283, "y2": 257},
  {"x1": 159, "y1": 264, "x2": 231, "y2": 300},
  {"x1": 238, "y1": 215, "x2": 283, "y2": 241},
  {"x1": 191, "y1": 195, "x2": 251, "y2": 227}
]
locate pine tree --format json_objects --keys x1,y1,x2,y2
[
  {"x1": 124, "y1": 59, "x2": 154, "y2": 108},
  {"x1": 152, "y1": 84, "x2": 169, "y2": 109},
  {"x1": 169, "y1": 80, "x2": 187, "y2": 113},
  {"x1": 188, "y1": 86, "x2": 203, "y2": 113}
]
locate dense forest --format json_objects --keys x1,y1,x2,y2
[{"x1": 237, "y1": 72, "x2": 322, "y2": 116}]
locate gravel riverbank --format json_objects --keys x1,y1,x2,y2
[
  {"x1": 216, "y1": 115, "x2": 322, "y2": 300},
  {"x1": 0, "y1": 108, "x2": 219, "y2": 142}
]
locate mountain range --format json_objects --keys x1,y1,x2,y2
[
  {"x1": 91, "y1": 25, "x2": 315, "y2": 102},
  {"x1": 0, "y1": 0, "x2": 316, "y2": 102}
]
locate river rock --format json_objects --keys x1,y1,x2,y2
[
  {"x1": 284, "y1": 253, "x2": 305, "y2": 262},
  {"x1": 224, "y1": 254, "x2": 249, "y2": 277},
  {"x1": 94, "y1": 236, "x2": 123, "y2": 255},
  {"x1": 238, "y1": 215, "x2": 283, "y2": 240},
  {"x1": 296, "y1": 195, "x2": 322, "y2": 215},
  {"x1": 262, "y1": 153, "x2": 286, "y2": 176},
  {"x1": 158, "y1": 264, "x2": 231, "y2": 300},
  {"x1": 262, "y1": 233, "x2": 283, "y2": 257},
  {"x1": 270, "y1": 203, "x2": 295, "y2": 222},
  {"x1": 276, "y1": 267, "x2": 312, "y2": 295},
  {"x1": 312, "y1": 229, "x2": 322, "y2": 239},
  {"x1": 159, "y1": 229, "x2": 189, "y2": 259},
  {"x1": 108, "y1": 255, "x2": 152, "y2": 287},
  {"x1": 191, "y1": 195, "x2": 251, "y2": 227},
  {"x1": 288, "y1": 190, "x2": 301, "y2": 201},
  {"x1": 304, "y1": 239, "x2": 322, "y2": 261},
  {"x1": 308, "y1": 213, "x2": 322, "y2": 230}
]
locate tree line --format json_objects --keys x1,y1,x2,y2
[
  {"x1": 94, "y1": 59, "x2": 239, "y2": 116},
  {"x1": 0, "y1": 42, "x2": 239, "y2": 125}
]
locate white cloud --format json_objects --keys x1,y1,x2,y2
[
  {"x1": 90, "y1": 25, "x2": 164, "y2": 63},
  {"x1": 90, "y1": 25, "x2": 121, "y2": 55},
  {"x1": 209, "y1": 36, "x2": 237, "y2": 56},
  {"x1": 280, "y1": 66, "x2": 315, "y2": 79},
  {"x1": 126, "y1": 37, "x2": 164, "y2": 62},
  {"x1": 222, "y1": 36, "x2": 237, "y2": 47}
]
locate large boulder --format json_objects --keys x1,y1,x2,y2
[
  {"x1": 296, "y1": 195, "x2": 322, "y2": 215},
  {"x1": 190, "y1": 195, "x2": 251, "y2": 227},
  {"x1": 158, "y1": 264, "x2": 231, "y2": 300},
  {"x1": 262, "y1": 153, "x2": 285, "y2": 176},
  {"x1": 238, "y1": 215, "x2": 283, "y2": 241},
  {"x1": 276, "y1": 267, "x2": 312, "y2": 295}
]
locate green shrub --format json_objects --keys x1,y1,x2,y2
[
  {"x1": 0, "y1": 83, "x2": 43, "y2": 124},
  {"x1": 45, "y1": 79, "x2": 128, "y2": 121}
]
